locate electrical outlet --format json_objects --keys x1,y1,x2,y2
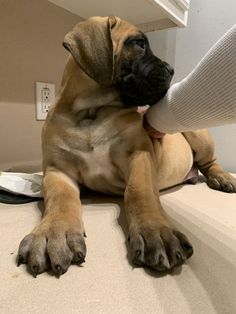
[{"x1": 35, "y1": 82, "x2": 55, "y2": 120}]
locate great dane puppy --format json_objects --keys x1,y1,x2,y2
[{"x1": 18, "y1": 16, "x2": 236, "y2": 277}]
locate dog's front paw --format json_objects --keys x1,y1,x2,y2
[
  {"x1": 128, "y1": 222, "x2": 193, "y2": 271},
  {"x1": 207, "y1": 172, "x2": 236, "y2": 193},
  {"x1": 17, "y1": 221, "x2": 86, "y2": 277}
]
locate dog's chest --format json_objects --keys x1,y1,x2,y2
[
  {"x1": 78, "y1": 144, "x2": 125, "y2": 194},
  {"x1": 59, "y1": 107, "x2": 130, "y2": 194}
]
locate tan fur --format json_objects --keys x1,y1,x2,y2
[{"x1": 18, "y1": 16, "x2": 236, "y2": 276}]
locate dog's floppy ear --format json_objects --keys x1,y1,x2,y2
[{"x1": 63, "y1": 16, "x2": 117, "y2": 86}]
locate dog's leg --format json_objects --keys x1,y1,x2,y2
[
  {"x1": 183, "y1": 129, "x2": 236, "y2": 193},
  {"x1": 17, "y1": 168, "x2": 86, "y2": 277},
  {"x1": 125, "y1": 151, "x2": 193, "y2": 271}
]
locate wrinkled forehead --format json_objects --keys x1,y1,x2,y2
[
  {"x1": 77, "y1": 16, "x2": 146, "y2": 54},
  {"x1": 81, "y1": 16, "x2": 142, "y2": 38},
  {"x1": 110, "y1": 17, "x2": 145, "y2": 52}
]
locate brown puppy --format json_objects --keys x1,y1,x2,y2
[{"x1": 18, "y1": 16, "x2": 236, "y2": 277}]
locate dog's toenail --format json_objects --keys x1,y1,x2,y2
[
  {"x1": 184, "y1": 242, "x2": 193, "y2": 250},
  {"x1": 159, "y1": 254, "x2": 164, "y2": 265},
  {"x1": 17, "y1": 255, "x2": 24, "y2": 267},
  {"x1": 176, "y1": 251, "x2": 182, "y2": 261},
  {"x1": 184, "y1": 243, "x2": 193, "y2": 257},
  {"x1": 78, "y1": 252, "x2": 85, "y2": 264},
  {"x1": 55, "y1": 264, "x2": 63, "y2": 275},
  {"x1": 135, "y1": 250, "x2": 141, "y2": 258},
  {"x1": 32, "y1": 265, "x2": 39, "y2": 278}
]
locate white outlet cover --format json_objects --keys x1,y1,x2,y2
[{"x1": 35, "y1": 82, "x2": 55, "y2": 120}]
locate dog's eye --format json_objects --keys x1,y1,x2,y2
[
  {"x1": 125, "y1": 37, "x2": 146, "y2": 50},
  {"x1": 133, "y1": 39, "x2": 145, "y2": 49}
]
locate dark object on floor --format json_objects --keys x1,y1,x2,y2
[{"x1": 0, "y1": 190, "x2": 42, "y2": 204}]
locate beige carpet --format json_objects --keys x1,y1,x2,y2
[{"x1": 1, "y1": 177, "x2": 236, "y2": 314}]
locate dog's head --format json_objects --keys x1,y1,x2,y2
[{"x1": 63, "y1": 16, "x2": 174, "y2": 106}]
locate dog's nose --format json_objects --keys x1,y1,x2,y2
[{"x1": 164, "y1": 63, "x2": 174, "y2": 76}]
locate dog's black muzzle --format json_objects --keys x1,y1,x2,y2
[{"x1": 116, "y1": 54, "x2": 174, "y2": 107}]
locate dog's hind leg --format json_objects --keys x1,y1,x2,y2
[
  {"x1": 17, "y1": 167, "x2": 86, "y2": 277},
  {"x1": 183, "y1": 129, "x2": 236, "y2": 192},
  {"x1": 124, "y1": 150, "x2": 193, "y2": 271}
]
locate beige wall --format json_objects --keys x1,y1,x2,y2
[{"x1": 0, "y1": 0, "x2": 81, "y2": 170}]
